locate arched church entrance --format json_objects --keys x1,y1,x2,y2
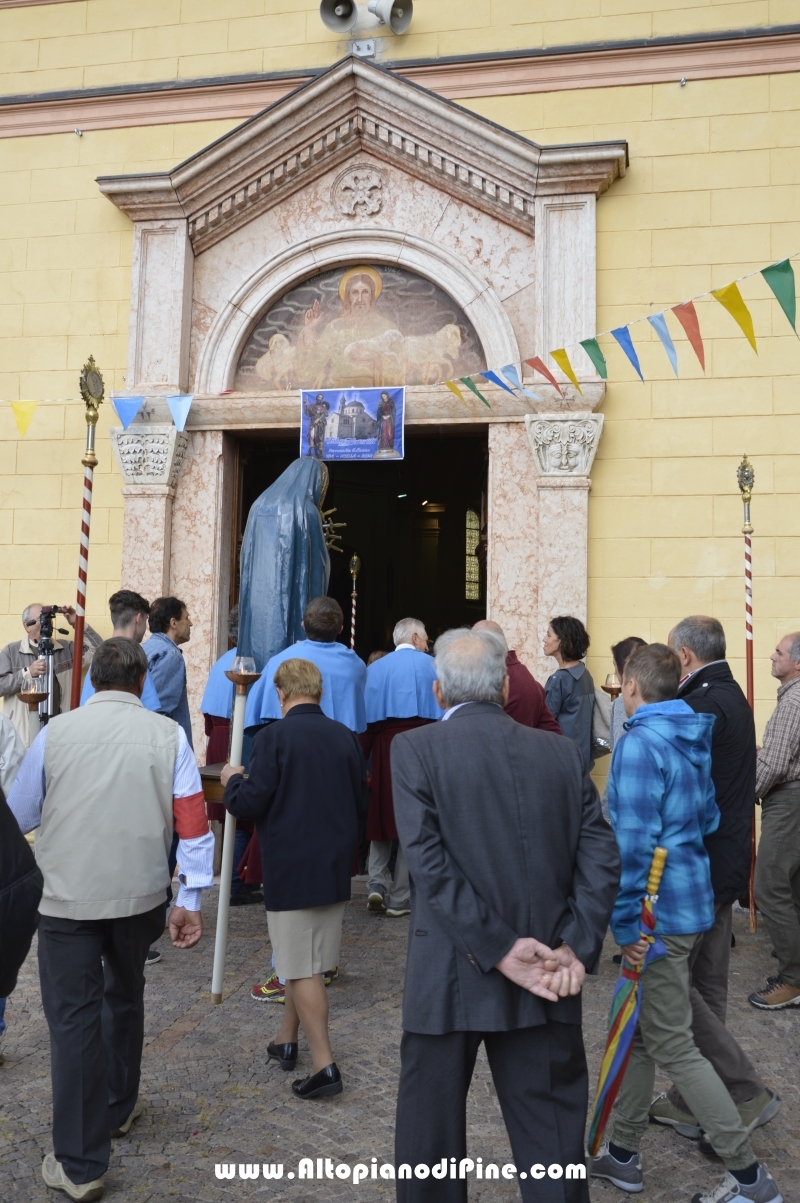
[{"x1": 100, "y1": 55, "x2": 625, "y2": 745}]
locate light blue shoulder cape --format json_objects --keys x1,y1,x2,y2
[
  {"x1": 200, "y1": 647, "x2": 237, "y2": 720},
  {"x1": 364, "y1": 648, "x2": 441, "y2": 722},
  {"x1": 245, "y1": 638, "x2": 367, "y2": 733}
]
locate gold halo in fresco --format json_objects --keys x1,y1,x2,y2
[{"x1": 338, "y1": 265, "x2": 383, "y2": 301}]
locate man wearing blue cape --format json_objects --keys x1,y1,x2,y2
[
  {"x1": 201, "y1": 605, "x2": 262, "y2": 905},
  {"x1": 360, "y1": 617, "x2": 441, "y2": 918}
]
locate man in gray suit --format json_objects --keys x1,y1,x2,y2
[{"x1": 391, "y1": 628, "x2": 620, "y2": 1202}]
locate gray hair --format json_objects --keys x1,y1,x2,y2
[
  {"x1": 434, "y1": 628, "x2": 507, "y2": 707},
  {"x1": 787, "y1": 633, "x2": 800, "y2": 662},
  {"x1": 670, "y1": 615, "x2": 726, "y2": 664},
  {"x1": 393, "y1": 617, "x2": 426, "y2": 647},
  {"x1": 22, "y1": 604, "x2": 42, "y2": 624},
  {"x1": 90, "y1": 637, "x2": 148, "y2": 689}
]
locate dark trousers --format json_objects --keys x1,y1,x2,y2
[
  {"x1": 38, "y1": 905, "x2": 165, "y2": 1184},
  {"x1": 669, "y1": 903, "x2": 764, "y2": 1109},
  {"x1": 395, "y1": 1023, "x2": 589, "y2": 1203}
]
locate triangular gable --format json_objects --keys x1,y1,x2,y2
[{"x1": 99, "y1": 56, "x2": 626, "y2": 254}]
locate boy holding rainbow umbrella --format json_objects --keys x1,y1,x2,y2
[{"x1": 590, "y1": 643, "x2": 782, "y2": 1203}]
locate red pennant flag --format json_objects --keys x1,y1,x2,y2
[
  {"x1": 671, "y1": 301, "x2": 705, "y2": 371},
  {"x1": 524, "y1": 356, "x2": 564, "y2": 397}
]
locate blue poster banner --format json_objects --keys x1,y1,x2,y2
[{"x1": 300, "y1": 386, "x2": 405, "y2": 461}]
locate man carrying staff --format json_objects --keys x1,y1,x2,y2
[
  {"x1": 0, "y1": 604, "x2": 102, "y2": 745},
  {"x1": 7, "y1": 638, "x2": 214, "y2": 1202},
  {"x1": 391, "y1": 627, "x2": 619, "y2": 1201},
  {"x1": 361, "y1": 617, "x2": 439, "y2": 919}
]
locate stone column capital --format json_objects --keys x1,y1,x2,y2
[
  {"x1": 524, "y1": 412, "x2": 604, "y2": 478},
  {"x1": 110, "y1": 424, "x2": 188, "y2": 488}
]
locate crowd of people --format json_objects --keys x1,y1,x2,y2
[{"x1": 0, "y1": 591, "x2": 798, "y2": 1203}]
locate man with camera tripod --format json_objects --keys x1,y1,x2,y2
[{"x1": 0, "y1": 604, "x2": 102, "y2": 745}]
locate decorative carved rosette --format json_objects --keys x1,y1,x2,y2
[
  {"x1": 110, "y1": 424, "x2": 188, "y2": 488},
  {"x1": 524, "y1": 413, "x2": 604, "y2": 477},
  {"x1": 331, "y1": 163, "x2": 385, "y2": 217}
]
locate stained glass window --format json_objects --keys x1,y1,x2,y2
[{"x1": 465, "y1": 508, "x2": 481, "y2": 601}]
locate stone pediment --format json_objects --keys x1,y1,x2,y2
[{"x1": 98, "y1": 55, "x2": 626, "y2": 254}]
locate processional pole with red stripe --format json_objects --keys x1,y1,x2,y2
[
  {"x1": 69, "y1": 357, "x2": 104, "y2": 712},
  {"x1": 349, "y1": 554, "x2": 361, "y2": 650},
  {"x1": 737, "y1": 455, "x2": 757, "y2": 934}
]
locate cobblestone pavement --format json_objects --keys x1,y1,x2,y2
[{"x1": 0, "y1": 886, "x2": 797, "y2": 1202}]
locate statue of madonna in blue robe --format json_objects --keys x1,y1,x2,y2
[{"x1": 237, "y1": 458, "x2": 330, "y2": 673}]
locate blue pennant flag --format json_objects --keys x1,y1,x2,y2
[
  {"x1": 166, "y1": 394, "x2": 194, "y2": 432},
  {"x1": 500, "y1": 363, "x2": 543, "y2": 400},
  {"x1": 480, "y1": 370, "x2": 518, "y2": 397},
  {"x1": 611, "y1": 326, "x2": 645, "y2": 382},
  {"x1": 647, "y1": 313, "x2": 678, "y2": 377},
  {"x1": 111, "y1": 395, "x2": 145, "y2": 430}
]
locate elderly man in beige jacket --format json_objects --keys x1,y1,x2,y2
[
  {"x1": 7, "y1": 637, "x2": 214, "y2": 1203},
  {"x1": 0, "y1": 603, "x2": 102, "y2": 745}
]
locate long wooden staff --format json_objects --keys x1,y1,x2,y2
[{"x1": 737, "y1": 455, "x2": 757, "y2": 934}]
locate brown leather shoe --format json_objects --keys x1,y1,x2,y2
[{"x1": 748, "y1": 975, "x2": 800, "y2": 1010}]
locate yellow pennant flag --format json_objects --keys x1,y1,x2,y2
[
  {"x1": 711, "y1": 282, "x2": 758, "y2": 353},
  {"x1": 550, "y1": 348, "x2": 583, "y2": 395},
  {"x1": 444, "y1": 380, "x2": 470, "y2": 408},
  {"x1": 10, "y1": 400, "x2": 37, "y2": 437}
]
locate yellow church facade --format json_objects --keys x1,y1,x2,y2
[{"x1": 1, "y1": 0, "x2": 799, "y2": 744}]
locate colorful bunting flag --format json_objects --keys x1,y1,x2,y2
[
  {"x1": 111, "y1": 395, "x2": 145, "y2": 430},
  {"x1": 480, "y1": 370, "x2": 517, "y2": 397},
  {"x1": 761, "y1": 259, "x2": 797, "y2": 336},
  {"x1": 611, "y1": 327, "x2": 644, "y2": 382},
  {"x1": 500, "y1": 363, "x2": 542, "y2": 400},
  {"x1": 460, "y1": 377, "x2": 491, "y2": 409},
  {"x1": 524, "y1": 356, "x2": 564, "y2": 397},
  {"x1": 579, "y1": 338, "x2": 608, "y2": 380},
  {"x1": 166, "y1": 394, "x2": 194, "y2": 432},
  {"x1": 550, "y1": 349, "x2": 582, "y2": 395},
  {"x1": 10, "y1": 400, "x2": 37, "y2": 437},
  {"x1": 647, "y1": 313, "x2": 679, "y2": 377},
  {"x1": 444, "y1": 380, "x2": 470, "y2": 408},
  {"x1": 671, "y1": 301, "x2": 706, "y2": 371},
  {"x1": 712, "y1": 282, "x2": 757, "y2": 353}
]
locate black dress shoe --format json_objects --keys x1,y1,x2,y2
[
  {"x1": 292, "y1": 1063, "x2": 342, "y2": 1099},
  {"x1": 230, "y1": 892, "x2": 264, "y2": 906},
  {"x1": 267, "y1": 1041, "x2": 298, "y2": 1070}
]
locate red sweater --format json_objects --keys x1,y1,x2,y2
[{"x1": 505, "y1": 651, "x2": 562, "y2": 733}]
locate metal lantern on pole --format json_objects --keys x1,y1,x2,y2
[
  {"x1": 69, "y1": 358, "x2": 104, "y2": 712},
  {"x1": 349, "y1": 554, "x2": 361, "y2": 650},
  {"x1": 737, "y1": 454, "x2": 757, "y2": 934},
  {"x1": 210, "y1": 659, "x2": 261, "y2": 1005}
]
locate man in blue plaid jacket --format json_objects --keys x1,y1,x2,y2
[{"x1": 591, "y1": 643, "x2": 783, "y2": 1203}]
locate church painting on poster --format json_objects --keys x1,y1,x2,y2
[{"x1": 300, "y1": 387, "x2": 405, "y2": 461}]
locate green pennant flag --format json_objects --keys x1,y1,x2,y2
[
  {"x1": 460, "y1": 376, "x2": 491, "y2": 409},
  {"x1": 761, "y1": 259, "x2": 797, "y2": 336},
  {"x1": 579, "y1": 337, "x2": 608, "y2": 379}
]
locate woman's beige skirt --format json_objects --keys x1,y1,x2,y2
[{"x1": 266, "y1": 902, "x2": 346, "y2": 980}]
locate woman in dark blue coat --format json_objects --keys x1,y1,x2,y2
[
  {"x1": 543, "y1": 614, "x2": 596, "y2": 770},
  {"x1": 222, "y1": 656, "x2": 368, "y2": 1100}
]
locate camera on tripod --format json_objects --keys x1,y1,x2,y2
[
  {"x1": 34, "y1": 607, "x2": 70, "y2": 724},
  {"x1": 38, "y1": 604, "x2": 60, "y2": 647}
]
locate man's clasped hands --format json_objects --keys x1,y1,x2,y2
[{"x1": 496, "y1": 938, "x2": 586, "y2": 1001}]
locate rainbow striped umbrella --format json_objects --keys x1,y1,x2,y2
[{"x1": 587, "y1": 846, "x2": 668, "y2": 1157}]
